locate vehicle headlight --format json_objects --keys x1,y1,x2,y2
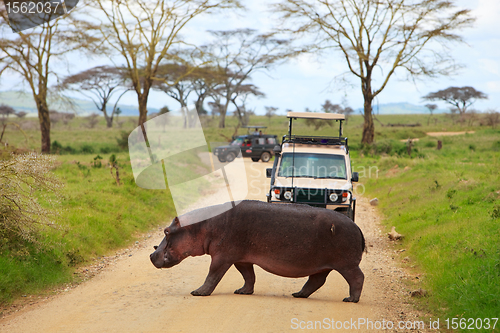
[
  {"x1": 284, "y1": 191, "x2": 292, "y2": 200},
  {"x1": 329, "y1": 193, "x2": 338, "y2": 202}
]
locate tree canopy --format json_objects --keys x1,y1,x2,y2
[
  {"x1": 275, "y1": 0, "x2": 474, "y2": 144},
  {"x1": 423, "y1": 86, "x2": 487, "y2": 115}
]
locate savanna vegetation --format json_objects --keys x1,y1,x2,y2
[{"x1": 0, "y1": 111, "x2": 499, "y2": 330}]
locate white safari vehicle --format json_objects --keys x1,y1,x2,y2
[{"x1": 266, "y1": 112, "x2": 359, "y2": 221}]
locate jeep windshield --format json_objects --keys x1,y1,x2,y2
[
  {"x1": 277, "y1": 153, "x2": 347, "y2": 179},
  {"x1": 230, "y1": 138, "x2": 245, "y2": 146}
]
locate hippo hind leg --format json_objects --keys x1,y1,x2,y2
[
  {"x1": 234, "y1": 263, "x2": 255, "y2": 295},
  {"x1": 292, "y1": 270, "x2": 331, "y2": 298},
  {"x1": 338, "y1": 266, "x2": 364, "y2": 303}
]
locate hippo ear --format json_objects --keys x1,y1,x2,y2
[{"x1": 173, "y1": 216, "x2": 181, "y2": 227}]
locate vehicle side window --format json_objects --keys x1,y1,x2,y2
[
  {"x1": 258, "y1": 138, "x2": 266, "y2": 145},
  {"x1": 267, "y1": 138, "x2": 276, "y2": 145}
]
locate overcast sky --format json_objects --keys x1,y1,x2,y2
[{"x1": 2, "y1": 0, "x2": 499, "y2": 115}]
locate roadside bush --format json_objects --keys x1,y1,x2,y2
[{"x1": 0, "y1": 153, "x2": 62, "y2": 251}]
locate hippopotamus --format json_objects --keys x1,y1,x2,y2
[{"x1": 150, "y1": 200, "x2": 365, "y2": 302}]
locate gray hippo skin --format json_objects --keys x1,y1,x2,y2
[{"x1": 150, "y1": 200, "x2": 365, "y2": 302}]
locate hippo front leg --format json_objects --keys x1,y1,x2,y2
[
  {"x1": 292, "y1": 270, "x2": 331, "y2": 298},
  {"x1": 234, "y1": 263, "x2": 255, "y2": 295},
  {"x1": 338, "y1": 266, "x2": 364, "y2": 303},
  {"x1": 191, "y1": 257, "x2": 232, "y2": 296}
]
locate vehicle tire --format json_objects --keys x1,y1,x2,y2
[
  {"x1": 251, "y1": 158, "x2": 260, "y2": 162},
  {"x1": 225, "y1": 152, "x2": 236, "y2": 162},
  {"x1": 217, "y1": 156, "x2": 226, "y2": 163},
  {"x1": 260, "y1": 152, "x2": 271, "y2": 162}
]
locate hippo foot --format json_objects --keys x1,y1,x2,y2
[
  {"x1": 234, "y1": 287, "x2": 254, "y2": 295},
  {"x1": 342, "y1": 296, "x2": 359, "y2": 303},
  {"x1": 191, "y1": 289, "x2": 212, "y2": 296},
  {"x1": 292, "y1": 292, "x2": 309, "y2": 298}
]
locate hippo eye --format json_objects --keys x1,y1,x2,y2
[{"x1": 154, "y1": 246, "x2": 158, "y2": 250}]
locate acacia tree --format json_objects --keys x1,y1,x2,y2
[
  {"x1": 424, "y1": 103, "x2": 437, "y2": 125},
  {"x1": 275, "y1": 0, "x2": 474, "y2": 144},
  {"x1": 0, "y1": 10, "x2": 97, "y2": 152},
  {"x1": 423, "y1": 86, "x2": 487, "y2": 115},
  {"x1": 204, "y1": 29, "x2": 293, "y2": 128},
  {"x1": 231, "y1": 83, "x2": 264, "y2": 126},
  {"x1": 91, "y1": 0, "x2": 242, "y2": 127},
  {"x1": 59, "y1": 66, "x2": 131, "y2": 128}
]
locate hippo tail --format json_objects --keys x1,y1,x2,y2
[{"x1": 359, "y1": 226, "x2": 367, "y2": 254}]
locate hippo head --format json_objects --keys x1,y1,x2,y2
[{"x1": 150, "y1": 217, "x2": 191, "y2": 269}]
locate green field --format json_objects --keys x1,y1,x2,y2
[{"x1": 1, "y1": 112, "x2": 499, "y2": 328}]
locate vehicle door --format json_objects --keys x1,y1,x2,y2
[{"x1": 251, "y1": 137, "x2": 266, "y2": 158}]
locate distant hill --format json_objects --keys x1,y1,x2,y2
[{"x1": 0, "y1": 90, "x2": 158, "y2": 116}]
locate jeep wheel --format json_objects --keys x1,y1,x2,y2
[
  {"x1": 217, "y1": 156, "x2": 226, "y2": 163},
  {"x1": 261, "y1": 152, "x2": 271, "y2": 163},
  {"x1": 225, "y1": 152, "x2": 236, "y2": 162},
  {"x1": 251, "y1": 158, "x2": 260, "y2": 162}
]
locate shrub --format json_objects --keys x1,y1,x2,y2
[
  {"x1": 51, "y1": 141, "x2": 76, "y2": 155},
  {"x1": 100, "y1": 145, "x2": 120, "y2": 154},
  {"x1": 116, "y1": 131, "x2": 130, "y2": 150},
  {"x1": 51, "y1": 140, "x2": 63, "y2": 153},
  {"x1": 80, "y1": 144, "x2": 94, "y2": 154},
  {"x1": 0, "y1": 153, "x2": 62, "y2": 250}
]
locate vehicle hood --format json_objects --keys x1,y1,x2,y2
[{"x1": 274, "y1": 176, "x2": 352, "y2": 190}]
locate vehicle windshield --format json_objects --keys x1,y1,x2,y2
[
  {"x1": 277, "y1": 153, "x2": 347, "y2": 179},
  {"x1": 230, "y1": 138, "x2": 244, "y2": 146}
]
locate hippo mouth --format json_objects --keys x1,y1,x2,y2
[{"x1": 149, "y1": 251, "x2": 180, "y2": 269}]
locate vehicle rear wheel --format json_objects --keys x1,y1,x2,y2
[
  {"x1": 251, "y1": 158, "x2": 260, "y2": 162},
  {"x1": 226, "y1": 152, "x2": 236, "y2": 162},
  {"x1": 260, "y1": 152, "x2": 271, "y2": 162}
]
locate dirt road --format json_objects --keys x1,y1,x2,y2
[{"x1": 0, "y1": 160, "x2": 425, "y2": 332}]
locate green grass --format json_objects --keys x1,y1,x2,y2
[
  {"x1": 356, "y1": 128, "x2": 500, "y2": 323},
  {"x1": 0, "y1": 151, "x2": 174, "y2": 304},
  {"x1": 1, "y1": 112, "x2": 500, "y2": 327}
]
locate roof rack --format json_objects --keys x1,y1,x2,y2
[
  {"x1": 287, "y1": 112, "x2": 345, "y2": 120},
  {"x1": 286, "y1": 112, "x2": 345, "y2": 138},
  {"x1": 282, "y1": 135, "x2": 348, "y2": 149}
]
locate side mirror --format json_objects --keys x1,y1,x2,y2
[
  {"x1": 273, "y1": 145, "x2": 281, "y2": 155},
  {"x1": 352, "y1": 172, "x2": 359, "y2": 182},
  {"x1": 266, "y1": 168, "x2": 273, "y2": 178}
]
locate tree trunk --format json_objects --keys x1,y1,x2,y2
[
  {"x1": 361, "y1": 73, "x2": 375, "y2": 145},
  {"x1": 137, "y1": 84, "x2": 151, "y2": 126},
  {"x1": 361, "y1": 96, "x2": 375, "y2": 145},
  {"x1": 218, "y1": 99, "x2": 231, "y2": 128},
  {"x1": 218, "y1": 112, "x2": 226, "y2": 128},
  {"x1": 105, "y1": 115, "x2": 113, "y2": 128},
  {"x1": 36, "y1": 97, "x2": 51, "y2": 153}
]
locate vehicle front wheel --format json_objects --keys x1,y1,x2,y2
[
  {"x1": 260, "y1": 152, "x2": 271, "y2": 162},
  {"x1": 251, "y1": 158, "x2": 260, "y2": 162},
  {"x1": 217, "y1": 156, "x2": 226, "y2": 163},
  {"x1": 225, "y1": 152, "x2": 236, "y2": 162}
]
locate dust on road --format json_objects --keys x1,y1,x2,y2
[{"x1": 0, "y1": 160, "x2": 427, "y2": 333}]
